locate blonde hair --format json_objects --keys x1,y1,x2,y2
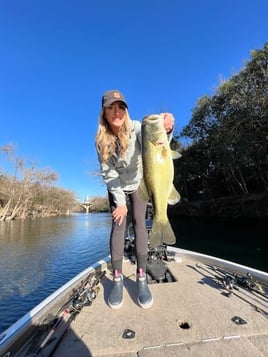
[{"x1": 95, "y1": 108, "x2": 132, "y2": 163}]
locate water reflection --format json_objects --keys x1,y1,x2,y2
[{"x1": 0, "y1": 213, "x2": 111, "y2": 333}]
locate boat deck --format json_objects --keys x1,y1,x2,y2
[{"x1": 53, "y1": 253, "x2": 268, "y2": 356}]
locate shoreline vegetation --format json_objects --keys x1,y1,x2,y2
[
  {"x1": 0, "y1": 144, "x2": 79, "y2": 221},
  {"x1": 1, "y1": 44, "x2": 267, "y2": 222}
]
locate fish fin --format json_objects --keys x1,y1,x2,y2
[
  {"x1": 137, "y1": 179, "x2": 150, "y2": 202},
  {"x1": 168, "y1": 186, "x2": 181, "y2": 205},
  {"x1": 149, "y1": 220, "x2": 176, "y2": 248},
  {"x1": 171, "y1": 150, "x2": 182, "y2": 160}
]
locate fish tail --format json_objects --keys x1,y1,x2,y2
[{"x1": 149, "y1": 220, "x2": 176, "y2": 248}]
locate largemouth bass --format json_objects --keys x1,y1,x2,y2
[{"x1": 138, "y1": 114, "x2": 181, "y2": 248}]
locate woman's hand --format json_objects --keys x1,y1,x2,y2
[
  {"x1": 112, "y1": 205, "x2": 128, "y2": 226},
  {"x1": 161, "y1": 112, "x2": 175, "y2": 133}
]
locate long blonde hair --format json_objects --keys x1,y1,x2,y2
[{"x1": 95, "y1": 108, "x2": 132, "y2": 163}]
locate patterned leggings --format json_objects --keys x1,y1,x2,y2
[{"x1": 108, "y1": 190, "x2": 148, "y2": 273}]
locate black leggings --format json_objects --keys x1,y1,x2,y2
[{"x1": 108, "y1": 190, "x2": 148, "y2": 273}]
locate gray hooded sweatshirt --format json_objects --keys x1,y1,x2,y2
[{"x1": 97, "y1": 120, "x2": 142, "y2": 206}]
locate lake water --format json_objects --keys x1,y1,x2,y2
[{"x1": 0, "y1": 213, "x2": 267, "y2": 334}]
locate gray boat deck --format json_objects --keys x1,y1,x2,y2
[{"x1": 53, "y1": 254, "x2": 268, "y2": 357}]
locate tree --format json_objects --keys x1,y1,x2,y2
[
  {"x1": 176, "y1": 43, "x2": 268, "y2": 200},
  {"x1": 0, "y1": 145, "x2": 78, "y2": 220}
]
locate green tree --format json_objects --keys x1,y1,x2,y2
[{"x1": 176, "y1": 43, "x2": 268, "y2": 200}]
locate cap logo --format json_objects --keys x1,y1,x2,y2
[{"x1": 113, "y1": 92, "x2": 121, "y2": 99}]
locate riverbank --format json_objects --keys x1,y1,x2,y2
[{"x1": 2, "y1": 192, "x2": 267, "y2": 221}]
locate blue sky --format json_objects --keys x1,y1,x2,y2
[{"x1": 1, "y1": 0, "x2": 267, "y2": 201}]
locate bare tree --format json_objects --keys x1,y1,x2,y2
[{"x1": 0, "y1": 145, "x2": 78, "y2": 220}]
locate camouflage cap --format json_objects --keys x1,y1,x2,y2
[{"x1": 101, "y1": 90, "x2": 128, "y2": 108}]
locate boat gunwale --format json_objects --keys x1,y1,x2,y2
[
  {"x1": 0, "y1": 255, "x2": 111, "y2": 354},
  {"x1": 168, "y1": 247, "x2": 268, "y2": 285}
]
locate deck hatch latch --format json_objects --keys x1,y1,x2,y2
[
  {"x1": 122, "y1": 328, "x2": 136, "y2": 339},
  {"x1": 231, "y1": 316, "x2": 247, "y2": 325}
]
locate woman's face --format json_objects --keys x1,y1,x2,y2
[{"x1": 104, "y1": 101, "x2": 127, "y2": 134}]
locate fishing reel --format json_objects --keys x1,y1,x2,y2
[
  {"x1": 72, "y1": 284, "x2": 99, "y2": 310},
  {"x1": 71, "y1": 270, "x2": 106, "y2": 311}
]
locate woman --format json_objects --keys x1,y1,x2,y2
[{"x1": 95, "y1": 90, "x2": 174, "y2": 309}]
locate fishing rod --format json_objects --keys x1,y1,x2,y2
[
  {"x1": 33, "y1": 270, "x2": 106, "y2": 357},
  {"x1": 196, "y1": 262, "x2": 265, "y2": 296},
  {"x1": 33, "y1": 308, "x2": 72, "y2": 357},
  {"x1": 195, "y1": 263, "x2": 268, "y2": 317},
  {"x1": 55, "y1": 271, "x2": 96, "y2": 313},
  {"x1": 196, "y1": 263, "x2": 238, "y2": 292},
  {"x1": 72, "y1": 270, "x2": 106, "y2": 311},
  {"x1": 52, "y1": 270, "x2": 106, "y2": 315},
  {"x1": 205, "y1": 264, "x2": 268, "y2": 300}
]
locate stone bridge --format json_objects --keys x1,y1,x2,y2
[{"x1": 81, "y1": 196, "x2": 92, "y2": 213}]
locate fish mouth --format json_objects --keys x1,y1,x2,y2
[{"x1": 143, "y1": 114, "x2": 161, "y2": 123}]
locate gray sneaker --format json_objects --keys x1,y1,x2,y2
[
  {"x1": 137, "y1": 270, "x2": 153, "y2": 309},
  {"x1": 108, "y1": 273, "x2": 123, "y2": 309}
]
